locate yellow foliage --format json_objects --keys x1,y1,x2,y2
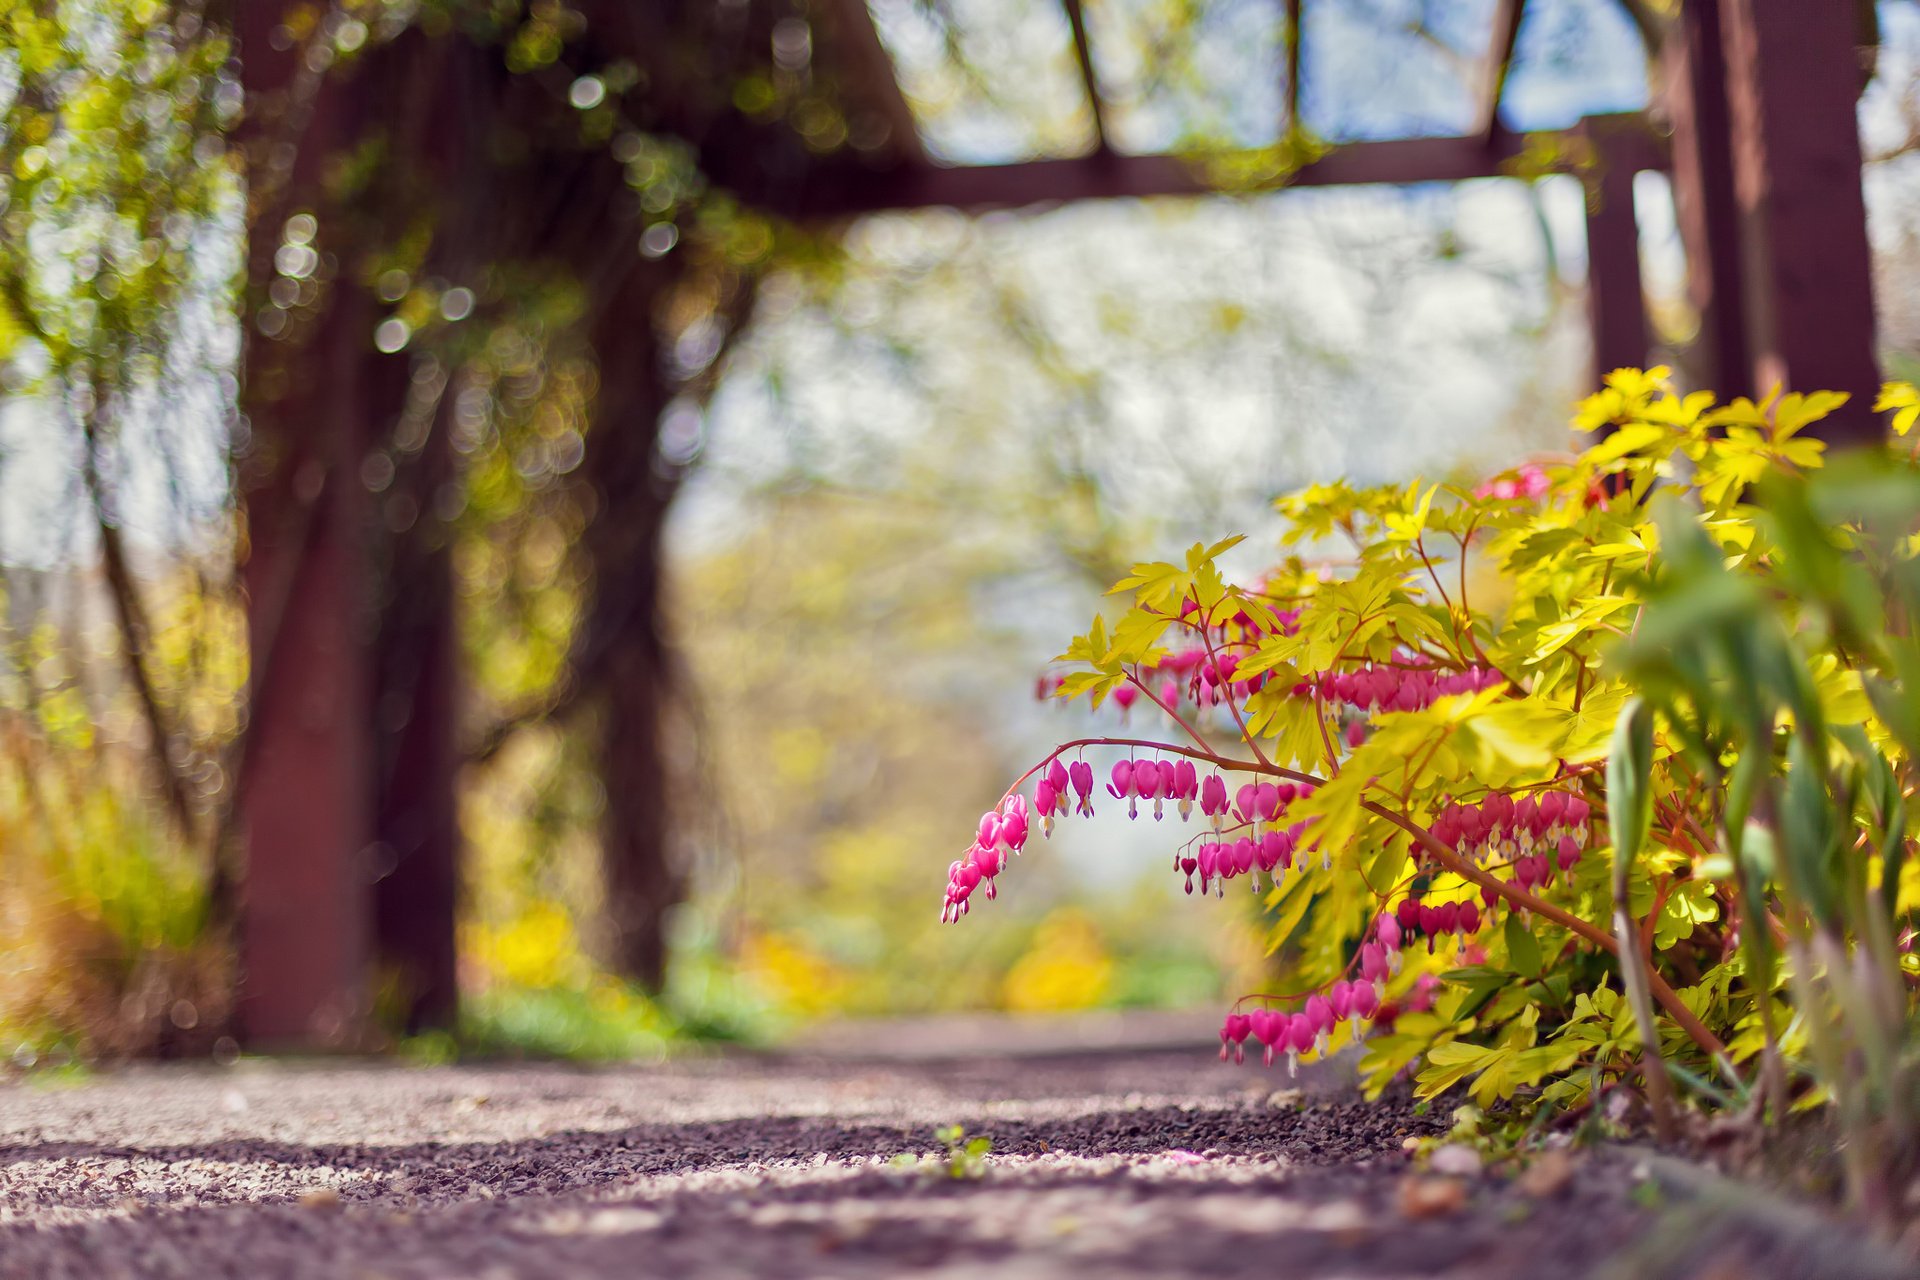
[{"x1": 1000, "y1": 910, "x2": 1113, "y2": 1013}]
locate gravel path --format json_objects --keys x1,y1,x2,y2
[{"x1": 0, "y1": 1026, "x2": 1907, "y2": 1279}]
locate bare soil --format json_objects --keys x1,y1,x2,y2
[{"x1": 0, "y1": 1019, "x2": 1908, "y2": 1279}]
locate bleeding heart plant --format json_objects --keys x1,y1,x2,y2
[{"x1": 943, "y1": 368, "x2": 1920, "y2": 1225}]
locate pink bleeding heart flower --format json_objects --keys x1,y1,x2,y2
[
  {"x1": 1231, "y1": 837, "x2": 1257, "y2": 879},
  {"x1": 1376, "y1": 912, "x2": 1403, "y2": 951},
  {"x1": 1069, "y1": 760, "x2": 1095, "y2": 816},
  {"x1": 1197, "y1": 843, "x2": 1221, "y2": 893},
  {"x1": 1180, "y1": 854, "x2": 1199, "y2": 894},
  {"x1": 977, "y1": 812, "x2": 1002, "y2": 850},
  {"x1": 1349, "y1": 979, "x2": 1379, "y2": 1019},
  {"x1": 1034, "y1": 779, "x2": 1059, "y2": 825},
  {"x1": 1538, "y1": 789, "x2": 1566, "y2": 828},
  {"x1": 1251, "y1": 1009, "x2": 1284, "y2": 1066},
  {"x1": 1167, "y1": 759, "x2": 1198, "y2": 802},
  {"x1": 1556, "y1": 833, "x2": 1583, "y2": 871},
  {"x1": 1564, "y1": 795, "x2": 1590, "y2": 827},
  {"x1": 1288, "y1": 1012, "x2": 1317, "y2": 1055},
  {"x1": 1234, "y1": 783, "x2": 1259, "y2": 823},
  {"x1": 1305, "y1": 994, "x2": 1335, "y2": 1042},
  {"x1": 1134, "y1": 760, "x2": 1160, "y2": 795},
  {"x1": 1360, "y1": 941, "x2": 1389, "y2": 983},
  {"x1": 971, "y1": 841, "x2": 1004, "y2": 880},
  {"x1": 1200, "y1": 773, "x2": 1229, "y2": 818},
  {"x1": 999, "y1": 795, "x2": 1029, "y2": 852},
  {"x1": 1485, "y1": 792, "x2": 1513, "y2": 834},
  {"x1": 1329, "y1": 980, "x2": 1353, "y2": 1021},
  {"x1": 1220, "y1": 1012, "x2": 1252, "y2": 1063},
  {"x1": 1457, "y1": 901, "x2": 1481, "y2": 935}
]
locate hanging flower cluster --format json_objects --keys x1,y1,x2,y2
[
  {"x1": 940, "y1": 794, "x2": 1031, "y2": 923},
  {"x1": 944, "y1": 372, "x2": 1889, "y2": 1107},
  {"x1": 1428, "y1": 791, "x2": 1590, "y2": 892},
  {"x1": 1296, "y1": 659, "x2": 1503, "y2": 716}
]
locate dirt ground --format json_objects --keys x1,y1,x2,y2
[{"x1": 0, "y1": 1015, "x2": 1911, "y2": 1279}]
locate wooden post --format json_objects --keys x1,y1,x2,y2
[
  {"x1": 235, "y1": 5, "x2": 380, "y2": 1049},
  {"x1": 1719, "y1": 0, "x2": 1880, "y2": 438},
  {"x1": 1662, "y1": 0, "x2": 1750, "y2": 398},
  {"x1": 238, "y1": 312, "x2": 376, "y2": 1050},
  {"x1": 1581, "y1": 120, "x2": 1651, "y2": 387},
  {"x1": 371, "y1": 375, "x2": 462, "y2": 1035}
]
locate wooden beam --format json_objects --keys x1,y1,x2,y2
[
  {"x1": 823, "y1": 0, "x2": 927, "y2": 166},
  {"x1": 801, "y1": 120, "x2": 1665, "y2": 217},
  {"x1": 1719, "y1": 0, "x2": 1880, "y2": 439},
  {"x1": 1060, "y1": 0, "x2": 1110, "y2": 153},
  {"x1": 1476, "y1": 0, "x2": 1527, "y2": 142}
]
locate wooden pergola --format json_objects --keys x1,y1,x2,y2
[
  {"x1": 804, "y1": 0, "x2": 1881, "y2": 427},
  {"x1": 234, "y1": 0, "x2": 1882, "y2": 1047}
]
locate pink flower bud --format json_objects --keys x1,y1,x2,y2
[
  {"x1": 1344, "y1": 720, "x2": 1367, "y2": 748},
  {"x1": 1112, "y1": 683, "x2": 1139, "y2": 711}
]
